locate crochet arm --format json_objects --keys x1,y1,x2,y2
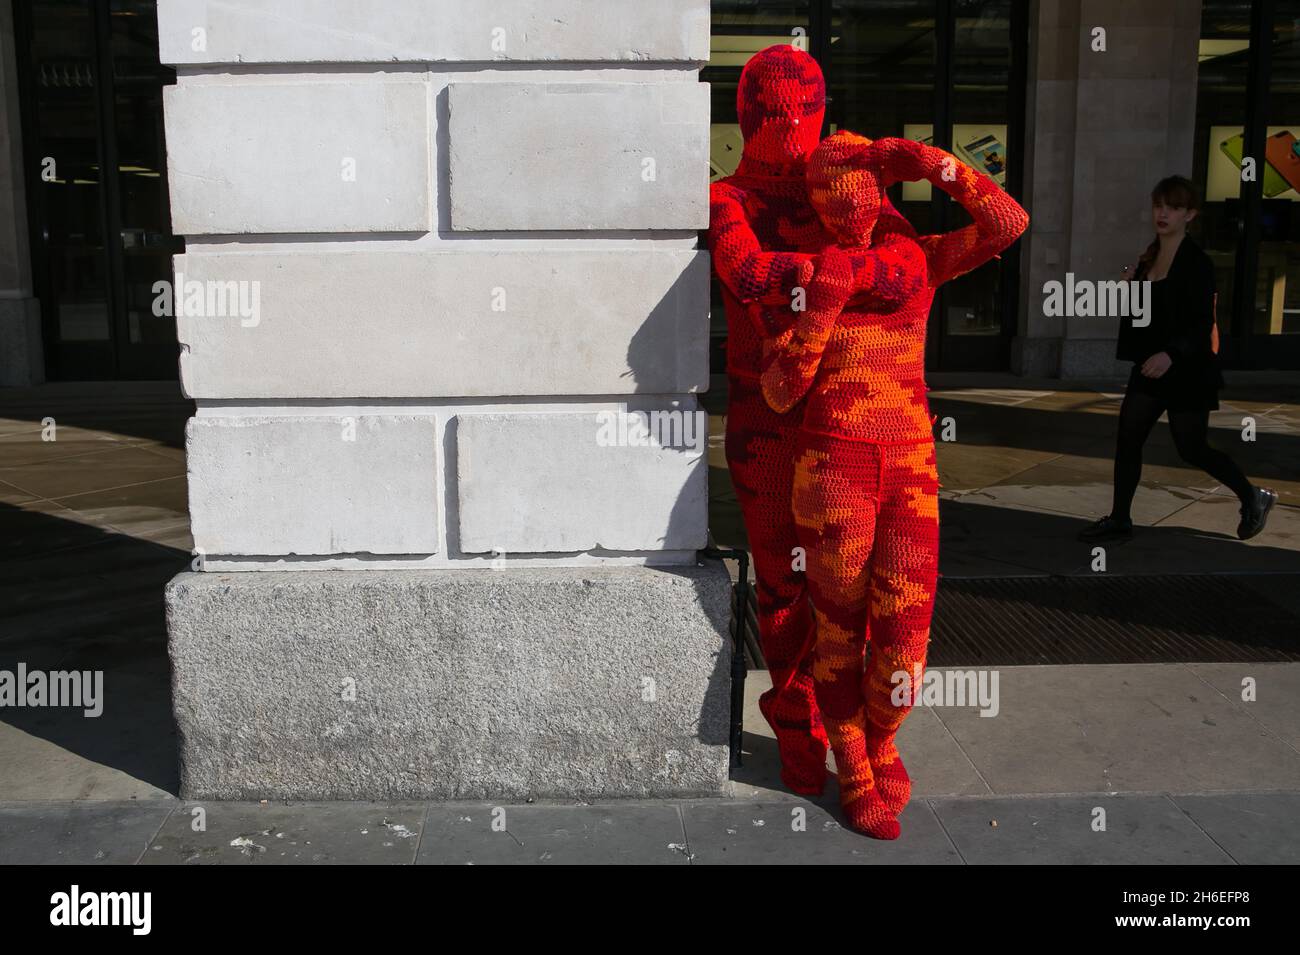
[
  {"x1": 708, "y1": 182, "x2": 810, "y2": 307},
  {"x1": 842, "y1": 231, "x2": 929, "y2": 308},
  {"x1": 871, "y1": 138, "x2": 1029, "y2": 286},
  {"x1": 760, "y1": 249, "x2": 855, "y2": 414},
  {"x1": 709, "y1": 181, "x2": 892, "y2": 339}
]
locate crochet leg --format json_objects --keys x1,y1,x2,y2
[
  {"x1": 863, "y1": 440, "x2": 940, "y2": 817},
  {"x1": 725, "y1": 381, "x2": 827, "y2": 795},
  {"x1": 793, "y1": 433, "x2": 898, "y2": 839}
]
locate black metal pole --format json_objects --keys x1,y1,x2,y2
[{"x1": 702, "y1": 546, "x2": 750, "y2": 768}]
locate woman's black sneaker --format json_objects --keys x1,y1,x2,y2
[
  {"x1": 1237, "y1": 487, "x2": 1278, "y2": 540},
  {"x1": 1078, "y1": 515, "x2": 1134, "y2": 542}
]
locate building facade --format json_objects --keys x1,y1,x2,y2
[{"x1": 1, "y1": 0, "x2": 1298, "y2": 385}]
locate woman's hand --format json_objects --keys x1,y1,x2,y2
[{"x1": 1141, "y1": 351, "x2": 1172, "y2": 378}]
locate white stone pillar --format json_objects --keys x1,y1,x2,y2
[
  {"x1": 158, "y1": 0, "x2": 730, "y2": 799},
  {"x1": 1014, "y1": 0, "x2": 1202, "y2": 377}
]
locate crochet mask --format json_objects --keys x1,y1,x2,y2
[
  {"x1": 736, "y1": 45, "x2": 826, "y2": 171},
  {"x1": 807, "y1": 131, "x2": 885, "y2": 246}
]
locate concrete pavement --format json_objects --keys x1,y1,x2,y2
[{"x1": 1, "y1": 377, "x2": 1297, "y2": 862}]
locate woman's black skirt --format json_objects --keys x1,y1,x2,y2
[{"x1": 1125, "y1": 358, "x2": 1223, "y2": 412}]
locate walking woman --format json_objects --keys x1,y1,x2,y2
[{"x1": 1080, "y1": 175, "x2": 1276, "y2": 542}]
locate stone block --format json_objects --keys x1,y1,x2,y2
[
  {"x1": 157, "y1": 0, "x2": 710, "y2": 64},
  {"x1": 165, "y1": 563, "x2": 733, "y2": 799},
  {"x1": 175, "y1": 248, "x2": 709, "y2": 398},
  {"x1": 447, "y1": 82, "x2": 709, "y2": 230},
  {"x1": 186, "y1": 415, "x2": 439, "y2": 556},
  {"x1": 455, "y1": 407, "x2": 707, "y2": 553},
  {"x1": 164, "y1": 79, "x2": 430, "y2": 234}
]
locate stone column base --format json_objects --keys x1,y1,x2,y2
[
  {"x1": 1009, "y1": 335, "x2": 1061, "y2": 377},
  {"x1": 0, "y1": 297, "x2": 43, "y2": 387},
  {"x1": 165, "y1": 562, "x2": 733, "y2": 800},
  {"x1": 1059, "y1": 339, "x2": 1130, "y2": 379},
  {"x1": 1010, "y1": 336, "x2": 1133, "y2": 380}
]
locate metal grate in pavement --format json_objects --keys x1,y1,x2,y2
[
  {"x1": 930, "y1": 575, "x2": 1300, "y2": 666},
  {"x1": 738, "y1": 575, "x2": 1300, "y2": 669}
]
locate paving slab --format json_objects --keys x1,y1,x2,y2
[
  {"x1": 978, "y1": 462, "x2": 1206, "y2": 525},
  {"x1": 1170, "y1": 792, "x2": 1300, "y2": 864},
  {"x1": 1152, "y1": 494, "x2": 1300, "y2": 562},
  {"x1": 142, "y1": 802, "x2": 424, "y2": 865},
  {"x1": 0, "y1": 802, "x2": 173, "y2": 864},
  {"x1": 1186, "y1": 663, "x2": 1300, "y2": 751},
  {"x1": 0, "y1": 480, "x2": 38, "y2": 505},
  {"x1": 932, "y1": 441, "x2": 1060, "y2": 492},
  {"x1": 0, "y1": 429, "x2": 134, "y2": 467},
  {"x1": 0, "y1": 500, "x2": 121, "y2": 561},
  {"x1": 50, "y1": 477, "x2": 190, "y2": 542},
  {"x1": 0, "y1": 659, "x2": 177, "y2": 801},
  {"x1": 932, "y1": 664, "x2": 1300, "y2": 794},
  {"x1": 939, "y1": 497, "x2": 1094, "y2": 576},
  {"x1": 418, "y1": 803, "x2": 690, "y2": 865},
  {"x1": 930, "y1": 794, "x2": 1234, "y2": 864},
  {"x1": 0, "y1": 444, "x2": 183, "y2": 501},
  {"x1": 681, "y1": 798, "x2": 962, "y2": 864}
]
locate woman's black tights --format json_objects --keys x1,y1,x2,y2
[{"x1": 1112, "y1": 388, "x2": 1255, "y2": 521}]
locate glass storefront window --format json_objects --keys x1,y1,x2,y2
[
  {"x1": 1197, "y1": 2, "x2": 1254, "y2": 338},
  {"x1": 16, "y1": 0, "x2": 179, "y2": 379},
  {"x1": 28, "y1": 0, "x2": 111, "y2": 344},
  {"x1": 830, "y1": 0, "x2": 937, "y2": 233},
  {"x1": 1197, "y1": 0, "x2": 1300, "y2": 360},
  {"x1": 946, "y1": 0, "x2": 1014, "y2": 340},
  {"x1": 1257, "y1": 2, "x2": 1300, "y2": 335},
  {"x1": 829, "y1": 0, "x2": 1019, "y2": 367}
]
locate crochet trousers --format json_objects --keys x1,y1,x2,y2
[
  {"x1": 724, "y1": 378, "x2": 823, "y2": 754},
  {"x1": 791, "y1": 429, "x2": 939, "y2": 805}
]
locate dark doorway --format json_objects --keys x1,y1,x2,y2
[{"x1": 13, "y1": 0, "x2": 180, "y2": 381}]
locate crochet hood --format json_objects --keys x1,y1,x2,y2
[{"x1": 735, "y1": 44, "x2": 825, "y2": 176}]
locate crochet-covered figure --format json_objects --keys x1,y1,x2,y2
[
  {"x1": 707, "y1": 46, "x2": 925, "y2": 796},
  {"x1": 760, "y1": 132, "x2": 1029, "y2": 838}
]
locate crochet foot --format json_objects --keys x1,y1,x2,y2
[
  {"x1": 759, "y1": 690, "x2": 829, "y2": 796},
  {"x1": 841, "y1": 786, "x2": 901, "y2": 840},
  {"x1": 867, "y1": 734, "x2": 912, "y2": 816},
  {"x1": 835, "y1": 742, "x2": 901, "y2": 839}
]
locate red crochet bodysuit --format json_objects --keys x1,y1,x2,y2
[{"x1": 706, "y1": 47, "x2": 925, "y2": 800}]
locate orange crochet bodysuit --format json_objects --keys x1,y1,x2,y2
[
  {"x1": 763, "y1": 134, "x2": 1031, "y2": 438},
  {"x1": 757, "y1": 133, "x2": 1029, "y2": 839},
  {"x1": 706, "y1": 46, "x2": 926, "y2": 801}
]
